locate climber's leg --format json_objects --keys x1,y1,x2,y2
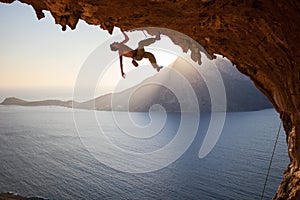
[
  {"x1": 143, "y1": 52, "x2": 163, "y2": 72},
  {"x1": 138, "y1": 38, "x2": 157, "y2": 49},
  {"x1": 132, "y1": 60, "x2": 138, "y2": 67}
]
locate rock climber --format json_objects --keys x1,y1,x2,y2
[{"x1": 110, "y1": 30, "x2": 163, "y2": 78}]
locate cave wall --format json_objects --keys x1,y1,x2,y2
[{"x1": 1, "y1": 0, "x2": 300, "y2": 199}]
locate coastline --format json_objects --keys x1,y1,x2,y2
[{"x1": 0, "y1": 193, "x2": 45, "y2": 200}]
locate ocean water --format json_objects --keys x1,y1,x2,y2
[{"x1": 0, "y1": 105, "x2": 288, "y2": 199}]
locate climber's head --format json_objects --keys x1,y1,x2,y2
[{"x1": 110, "y1": 42, "x2": 119, "y2": 51}]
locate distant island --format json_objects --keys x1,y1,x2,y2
[
  {"x1": 1, "y1": 57, "x2": 272, "y2": 112},
  {"x1": 1, "y1": 97, "x2": 77, "y2": 108}
]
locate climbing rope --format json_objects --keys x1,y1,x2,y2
[{"x1": 260, "y1": 119, "x2": 282, "y2": 200}]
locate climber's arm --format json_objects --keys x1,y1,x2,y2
[
  {"x1": 121, "y1": 31, "x2": 129, "y2": 44},
  {"x1": 119, "y1": 55, "x2": 126, "y2": 78}
]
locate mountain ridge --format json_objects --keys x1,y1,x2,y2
[{"x1": 1, "y1": 57, "x2": 272, "y2": 112}]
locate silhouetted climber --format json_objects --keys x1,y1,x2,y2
[{"x1": 110, "y1": 31, "x2": 163, "y2": 78}]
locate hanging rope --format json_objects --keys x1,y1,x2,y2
[{"x1": 260, "y1": 119, "x2": 282, "y2": 200}]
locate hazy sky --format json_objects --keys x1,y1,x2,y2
[
  {"x1": 0, "y1": 1, "x2": 180, "y2": 102},
  {"x1": 0, "y1": 1, "x2": 113, "y2": 101}
]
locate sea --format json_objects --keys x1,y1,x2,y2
[{"x1": 0, "y1": 105, "x2": 288, "y2": 200}]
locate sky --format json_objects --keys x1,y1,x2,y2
[{"x1": 0, "y1": 1, "x2": 178, "y2": 102}]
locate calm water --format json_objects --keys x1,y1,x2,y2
[{"x1": 0, "y1": 105, "x2": 288, "y2": 199}]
